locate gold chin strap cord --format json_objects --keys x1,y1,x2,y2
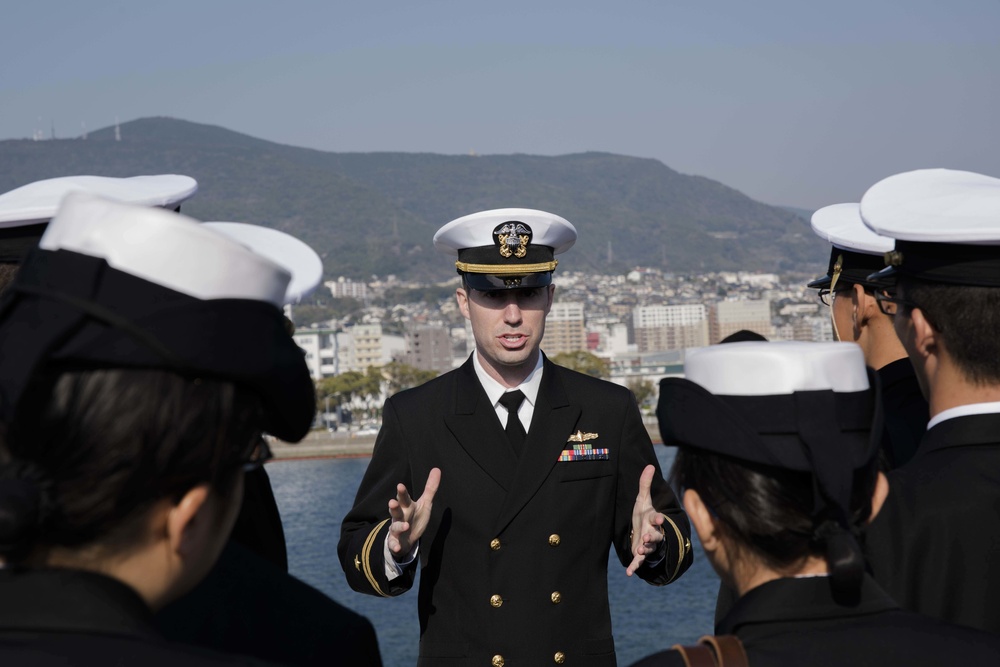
[{"x1": 829, "y1": 254, "x2": 844, "y2": 293}]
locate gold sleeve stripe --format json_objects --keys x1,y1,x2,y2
[
  {"x1": 361, "y1": 519, "x2": 391, "y2": 597},
  {"x1": 454, "y1": 260, "x2": 558, "y2": 274},
  {"x1": 663, "y1": 515, "x2": 687, "y2": 584}
]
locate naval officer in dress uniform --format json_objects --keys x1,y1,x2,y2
[
  {"x1": 634, "y1": 342, "x2": 1000, "y2": 666},
  {"x1": 807, "y1": 203, "x2": 928, "y2": 469},
  {"x1": 860, "y1": 168, "x2": 1000, "y2": 634},
  {"x1": 339, "y1": 208, "x2": 693, "y2": 666}
]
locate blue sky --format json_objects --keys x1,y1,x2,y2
[{"x1": 2, "y1": 1, "x2": 998, "y2": 208}]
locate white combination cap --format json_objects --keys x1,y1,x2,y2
[
  {"x1": 0, "y1": 174, "x2": 198, "y2": 228},
  {"x1": 683, "y1": 341, "x2": 869, "y2": 396},
  {"x1": 860, "y1": 168, "x2": 1000, "y2": 286},
  {"x1": 204, "y1": 222, "x2": 323, "y2": 305},
  {"x1": 811, "y1": 203, "x2": 894, "y2": 255},
  {"x1": 861, "y1": 168, "x2": 1000, "y2": 244},
  {"x1": 41, "y1": 193, "x2": 290, "y2": 308},
  {"x1": 433, "y1": 208, "x2": 577, "y2": 290},
  {"x1": 808, "y1": 203, "x2": 896, "y2": 290}
]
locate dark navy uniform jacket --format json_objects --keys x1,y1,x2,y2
[
  {"x1": 339, "y1": 356, "x2": 692, "y2": 666},
  {"x1": 866, "y1": 412, "x2": 1000, "y2": 633},
  {"x1": 875, "y1": 358, "x2": 928, "y2": 469},
  {"x1": 631, "y1": 576, "x2": 1000, "y2": 666},
  {"x1": 157, "y1": 541, "x2": 382, "y2": 667},
  {"x1": 0, "y1": 568, "x2": 280, "y2": 666}
]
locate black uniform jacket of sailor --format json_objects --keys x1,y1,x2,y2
[
  {"x1": 876, "y1": 358, "x2": 928, "y2": 469},
  {"x1": 157, "y1": 541, "x2": 383, "y2": 667},
  {"x1": 865, "y1": 412, "x2": 1000, "y2": 633},
  {"x1": 338, "y1": 356, "x2": 692, "y2": 666},
  {"x1": 0, "y1": 568, "x2": 281, "y2": 666},
  {"x1": 630, "y1": 575, "x2": 1000, "y2": 667}
]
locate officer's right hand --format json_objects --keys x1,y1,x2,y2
[{"x1": 387, "y1": 467, "x2": 441, "y2": 561}]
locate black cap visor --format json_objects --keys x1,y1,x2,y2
[{"x1": 462, "y1": 271, "x2": 553, "y2": 291}]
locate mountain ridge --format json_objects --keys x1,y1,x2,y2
[{"x1": 0, "y1": 117, "x2": 824, "y2": 281}]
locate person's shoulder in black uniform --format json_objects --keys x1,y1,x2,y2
[{"x1": 156, "y1": 541, "x2": 382, "y2": 666}]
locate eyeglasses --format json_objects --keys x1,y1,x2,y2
[
  {"x1": 241, "y1": 437, "x2": 274, "y2": 472},
  {"x1": 873, "y1": 290, "x2": 918, "y2": 317},
  {"x1": 817, "y1": 286, "x2": 850, "y2": 306}
]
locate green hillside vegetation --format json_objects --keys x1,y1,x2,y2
[{"x1": 0, "y1": 117, "x2": 826, "y2": 281}]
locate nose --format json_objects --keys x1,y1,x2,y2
[{"x1": 502, "y1": 296, "x2": 523, "y2": 325}]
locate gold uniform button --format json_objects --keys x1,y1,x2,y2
[
  {"x1": 550, "y1": 591, "x2": 562, "y2": 604},
  {"x1": 554, "y1": 651, "x2": 566, "y2": 664},
  {"x1": 490, "y1": 594, "x2": 503, "y2": 608},
  {"x1": 548, "y1": 534, "x2": 561, "y2": 547},
  {"x1": 490, "y1": 538, "x2": 501, "y2": 551},
  {"x1": 492, "y1": 655, "x2": 505, "y2": 667}
]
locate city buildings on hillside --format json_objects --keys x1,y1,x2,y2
[
  {"x1": 540, "y1": 301, "x2": 586, "y2": 356},
  {"x1": 403, "y1": 324, "x2": 453, "y2": 374},
  {"x1": 325, "y1": 276, "x2": 369, "y2": 301},
  {"x1": 293, "y1": 323, "x2": 406, "y2": 380},
  {"x1": 294, "y1": 269, "x2": 834, "y2": 385},
  {"x1": 709, "y1": 299, "x2": 773, "y2": 343},
  {"x1": 632, "y1": 304, "x2": 709, "y2": 352}
]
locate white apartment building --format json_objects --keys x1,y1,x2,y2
[
  {"x1": 632, "y1": 304, "x2": 709, "y2": 352},
  {"x1": 542, "y1": 301, "x2": 587, "y2": 355},
  {"x1": 325, "y1": 276, "x2": 369, "y2": 300},
  {"x1": 294, "y1": 323, "x2": 407, "y2": 379},
  {"x1": 709, "y1": 299, "x2": 773, "y2": 343}
]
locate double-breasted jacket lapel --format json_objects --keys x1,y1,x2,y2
[
  {"x1": 493, "y1": 360, "x2": 581, "y2": 534},
  {"x1": 444, "y1": 359, "x2": 517, "y2": 491}
]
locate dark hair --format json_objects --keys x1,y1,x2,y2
[
  {"x1": 0, "y1": 367, "x2": 263, "y2": 562},
  {"x1": 669, "y1": 448, "x2": 877, "y2": 573},
  {"x1": 0, "y1": 263, "x2": 18, "y2": 296},
  {"x1": 900, "y1": 277, "x2": 1000, "y2": 384}
]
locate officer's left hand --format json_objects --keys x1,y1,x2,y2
[{"x1": 626, "y1": 464, "x2": 666, "y2": 576}]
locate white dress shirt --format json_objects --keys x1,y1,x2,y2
[{"x1": 385, "y1": 352, "x2": 545, "y2": 579}]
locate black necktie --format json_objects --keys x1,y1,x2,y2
[{"x1": 498, "y1": 390, "x2": 526, "y2": 457}]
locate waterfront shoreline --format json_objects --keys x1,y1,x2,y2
[{"x1": 272, "y1": 420, "x2": 663, "y2": 460}]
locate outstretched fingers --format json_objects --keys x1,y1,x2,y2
[
  {"x1": 421, "y1": 467, "x2": 442, "y2": 504},
  {"x1": 635, "y1": 464, "x2": 655, "y2": 505}
]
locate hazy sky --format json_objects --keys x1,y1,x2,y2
[{"x1": 2, "y1": 1, "x2": 998, "y2": 208}]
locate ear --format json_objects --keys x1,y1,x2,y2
[
  {"x1": 166, "y1": 484, "x2": 213, "y2": 560},
  {"x1": 683, "y1": 488, "x2": 720, "y2": 553},
  {"x1": 543, "y1": 284, "x2": 555, "y2": 314},
  {"x1": 868, "y1": 472, "x2": 890, "y2": 523},
  {"x1": 853, "y1": 283, "x2": 879, "y2": 328},
  {"x1": 909, "y1": 308, "x2": 938, "y2": 361},
  {"x1": 456, "y1": 287, "x2": 471, "y2": 321}
]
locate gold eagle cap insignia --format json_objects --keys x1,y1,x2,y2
[{"x1": 567, "y1": 430, "x2": 599, "y2": 443}]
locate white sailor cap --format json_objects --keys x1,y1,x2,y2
[
  {"x1": 433, "y1": 208, "x2": 577, "y2": 290},
  {"x1": 204, "y1": 222, "x2": 324, "y2": 305},
  {"x1": 807, "y1": 203, "x2": 896, "y2": 290},
  {"x1": 657, "y1": 340, "x2": 878, "y2": 594},
  {"x1": 0, "y1": 174, "x2": 198, "y2": 263},
  {"x1": 0, "y1": 193, "x2": 314, "y2": 442},
  {"x1": 683, "y1": 340, "x2": 870, "y2": 396},
  {"x1": 658, "y1": 340, "x2": 875, "y2": 471},
  {"x1": 861, "y1": 168, "x2": 1000, "y2": 287}
]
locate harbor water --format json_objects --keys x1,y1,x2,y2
[{"x1": 268, "y1": 446, "x2": 717, "y2": 667}]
